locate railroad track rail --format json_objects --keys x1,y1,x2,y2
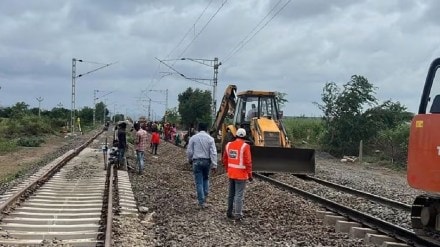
[
  {"x1": 299, "y1": 175, "x2": 412, "y2": 212},
  {"x1": 0, "y1": 131, "x2": 117, "y2": 247},
  {"x1": 255, "y1": 173, "x2": 440, "y2": 247}
]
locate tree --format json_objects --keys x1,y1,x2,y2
[
  {"x1": 164, "y1": 107, "x2": 180, "y2": 123},
  {"x1": 78, "y1": 106, "x2": 94, "y2": 126},
  {"x1": 315, "y1": 75, "x2": 377, "y2": 155},
  {"x1": 275, "y1": 92, "x2": 288, "y2": 109},
  {"x1": 374, "y1": 123, "x2": 410, "y2": 166},
  {"x1": 10, "y1": 102, "x2": 30, "y2": 118},
  {"x1": 363, "y1": 100, "x2": 413, "y2": 131},
  {"x1": 113, "y1": 113, "x2": 125, "y2": 123},
  {"x1": 316, "y1": 75, "x2": 411, "y2": 157},
  {"x1": 95, "y1": 101, "x2": 108, "y2": 123},
  {"x1": 178, "y1": 87, "x2": 212, "y2": 128}
]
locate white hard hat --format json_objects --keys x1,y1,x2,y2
[{"x1": 236, "y1": 128, "x2": 246, "y2": 137}]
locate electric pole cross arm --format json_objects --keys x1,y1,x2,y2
[
  {"x1": 155, "y1": 57, "x2": 221, "y2": 123},
  {"x1": 71, "y1": 58, "x2": 117, "y2": 136},
  {"x1": 93, "y1": 90, "x2": 114, "y2": 126}
]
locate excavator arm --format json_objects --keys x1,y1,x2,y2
[{"x1": 210, "y1": 85, "x2": 237, "y2": 142}]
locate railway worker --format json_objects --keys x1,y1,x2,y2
[
  {"x1": 134, "y1": 122, "x2": 148, "y2": 174},
  {"x1": 222, "y1": 128, "x2": 253, "y2": 221},
  {"x1": 117, "y1": 122, "x2": 128, "y2": 170},
  {"x1": 186, "y1": 122, "x2": 218, "y2": 209}
]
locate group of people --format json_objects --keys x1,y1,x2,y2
[
  {"x1": 186, "y1": 123, "x2": 253, "y2": 222},
  {"x1": 113, "y1": 121, "x2": 161, "y2": 174},
  {"x1": 114, "y1": 120, "x2": 253, "y2": 221}
]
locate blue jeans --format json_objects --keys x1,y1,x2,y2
[
  {"x1": 118, "y1": 148, "x2": 125, "y2": 167},
  {"x1": 227, "y1": 179, "x2": 246, "y2": 217},
  {"x1": 192, "y1": 159, "x2": 211, "y2": 206},
  {"x1": 136, "y1": 150, "x2": 145, "y2": 173}
]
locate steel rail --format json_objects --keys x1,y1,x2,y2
[
  {"x1": 104, "y1": 165, "x2": 115, "y2": 247},
  {"x1": 254, "y1": 173, "x2": 440, "y2": 247},
  {"x1": 300, "y1": 175, "x2": 412, "y2": 212},
  {"x1": 0, "y1": 131, "x2": 103, "y2": 213}
]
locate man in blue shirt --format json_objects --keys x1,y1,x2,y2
[{"x1": 186, "y1": 123, "x2": 218, "y2": 209}]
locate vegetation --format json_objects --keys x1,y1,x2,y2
[
  {"x1": 371, "y1": 123, "x2": 410, "y2": 167},
  {"x1": 0, "y1": 101, "x2": 110, "y2": 153},
  {"x1": 177, "y1": 87, "x2": 212, "y2": 129},
  {"x1": 284, "y1": 117, "x2": 323, "y2": 149},
  {"x1": 164, "y1": 107, "x2": 181, "y2": 124},
  {"x1": 314, "y1": 75, "x2": 412, "y2": 167},
  {"x1": 0, "y1": 76, "x2": 414, "y2": 169}
]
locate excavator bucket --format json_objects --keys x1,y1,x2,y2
[{"x1": 251, "y1": 146, "x2": 315, "y2": 174}]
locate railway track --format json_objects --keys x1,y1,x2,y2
[
  {"x1": 255, "y1": 173, "x2": 440, "y2": 247},
  {"x1": 299, "y1": 174, "x2": 412, "y2": 212},
  {"x1": 0, "y1": 131, "x2": 118, "y2": 246}
]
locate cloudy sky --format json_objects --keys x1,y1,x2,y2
[{"x1": 1, "y1": 0, "x2": 440, "y2": 119}]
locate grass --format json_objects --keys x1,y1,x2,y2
[
  {"x1": 283, "y1": 117, "x2": 323, "y2": 149},
  {"x1": 0, "y1": 139, "x2": 18, "y2": 155}
]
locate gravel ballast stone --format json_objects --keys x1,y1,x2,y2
[{"x1": 113, "y1": 141, "x2": 371, "y2": 246}]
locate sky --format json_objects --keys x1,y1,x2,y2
[{"x1": 1, "y1": 0, "x2": 440, "y2": 120}]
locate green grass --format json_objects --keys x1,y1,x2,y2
[
  {"x1": 283, "y1": 117, "x2": 323, "y2": 149},
  {"x1": 0, "y1": 139, "x2": 18, "y2": 154}
]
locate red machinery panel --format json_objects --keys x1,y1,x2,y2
[{"x1": 407, "y1": 114, "x2": 440, "y2": 192}]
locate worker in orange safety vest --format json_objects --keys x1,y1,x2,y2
[{"x1": 222, "y1": 128, "x2": 253, "y2": 221}]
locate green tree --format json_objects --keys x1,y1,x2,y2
[
  {"x1": 0, "y1": 106, "x2": 12, "y2": 118},
  {"x1": 10, "y1": 102, "x2": 30, "y2": 118},
  {"x1": 178, "y1": 87, "x2": 212, "y2": 127},
  {"x1": 363, "y1": 100, "x2": 413, "y2": 131},
  {"x1": 373, "y1": 123, "x2": 410, "y2": 166},
  {"x1": 164, "y1": 107, "x2": 180, "y2": 123},
  {"x1": 113, "y1": 113, "x2": 125, "y2": 123},
  {"x1": 77, "y1": 107, "x2": 94, "y2": 126},
  {"x1": 45, "y1": 106, "x2": 70, "y2": 128},
  {"x1": 95, "y1": 102, "x2": 108, "y2": 123},
  {"x1": 316, "y1": 75, "x2": 377, "y2": 155},
  {"x1": 275, "y1": 92, "x2": 288, "y2": 109}
]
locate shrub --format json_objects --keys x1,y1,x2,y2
[
  {"x1": 0, "y1": 115, "x2": 54, "y2": 138},
  {"x1": 372, "y1": 123, "x2": 409, "y2": 167},
  {"x1": 16, "y1": 136, "x2": 45, "y2": 147},
  {"x1": 0, "y1": 139, "x2": 18, "y2": 154}
]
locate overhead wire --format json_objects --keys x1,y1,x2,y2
[
  {"x1": 224, "y1": 0, "x2": 283, "y2": 62},
  {"x1": 146, "y1": 0, "x2": 215, "y2": 94},
  {"x1": 165, "y1": 0, "x2": 215, "y2": 60},
  {"x1": 224, "y1": 0, "x2": 292, "y2": 63},
  {"x1": 176, "y1": 0, "x2": 229, "y2": 59},
  {"x1": 147, "y1": 0, "x2": 228, "y2": 95}
]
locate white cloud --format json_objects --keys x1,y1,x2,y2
[{"x1": 1, "y1": 0, "x2": 440, "y2": 119}]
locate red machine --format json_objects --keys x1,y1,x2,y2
[{"x1": 408, "y1": 57, "x2": 440, "y2": 233}]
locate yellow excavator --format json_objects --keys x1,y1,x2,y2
[{"x1": 211, "y1": 84, "x2": 315, "y2": 174}]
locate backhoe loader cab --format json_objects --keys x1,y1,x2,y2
[
  {"x1": 213, "y1": 87, "x2": 315, "y2": 174},
  {"x1": 232, "y1": 91, "x2": 289, "y2": 147},
  {"x1": 235, "y1": 92, "x2": 280, "y2": 124}
]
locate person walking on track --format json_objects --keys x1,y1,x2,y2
[
  {"x1": 151, "y1": 127, "x2": 160, "y2": 155},
  {"x1": 222, "y1": 128, "x2": 253, "y2": 221},
  {"x1": 117, "y1": 122, "x2": 127, "y2": 170},
  {"x1": 134, "y1": 122, "x2": 148, "y2": 174},
  {"x1": 186, "y1": 123, "x2": 218, "y2": 209}
]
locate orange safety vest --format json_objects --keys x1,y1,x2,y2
[{"x1": 222, "y1": 139, "x2": 252, "y2": 180}]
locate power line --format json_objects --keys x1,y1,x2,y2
[
  {"x1": 165, "y1": 0, "x2": 215, "y2": 60},
  {"x1": 224, "y1": 0, "x2": 282, "y2": 62},
  {"x1": 176, "y1": 0, "x2": 229, "y2": 59},
  {"x1": 146, "y1": 0, "x2": 215, "y2": 94},
  {"x1": 224, "y1": 0, "x2": 292, "y2": 63}
]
